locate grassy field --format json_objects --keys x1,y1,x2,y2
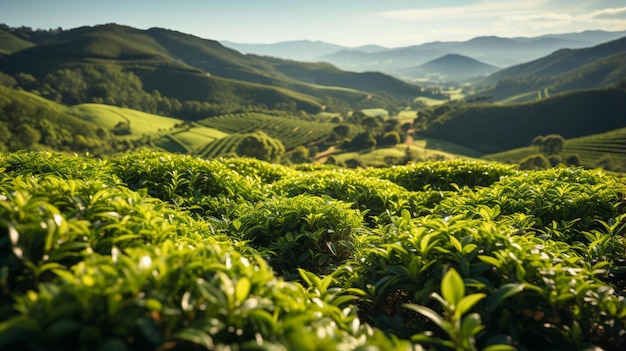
[
  {"x1": 72, "y1": 103, "x2": 230, "y2": 153},
  {"x1": 171, "y1": 127, "x2": 229, "y2": 152},
  {"x1": 72, "y1": 103, "x2": 183, "y2": 137},
  {"x1": 413, "y1": 96, "x2": 448, "y2": 107}
]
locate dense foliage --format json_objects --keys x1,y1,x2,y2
[{"x1": 0, "y1": 151, "x2": 625, "y2": 351}]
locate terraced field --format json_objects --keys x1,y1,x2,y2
[
  {"x1": 197, "y1": 112, "x2": 337, "y2": 150},
  {"x1": 195, "y1": 133, "x2": 246, "y2": 158},
  {"x1": 564, "y1": 128, "x2": 626, "y2": 161},
  {"x1": 484, "y1": 127, "x2": 626, "y2": 169}
]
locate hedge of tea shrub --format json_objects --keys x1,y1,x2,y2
[
  {"x1": 1, "y1": 151, "x2": 624, "y2": 351},
  {"x1": 362, "y1": 159, "x2": 518, "y2": 191}
]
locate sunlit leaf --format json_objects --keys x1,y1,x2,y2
[{"x1": 441, "y1": 268, "x2": 464, "y2": 306}]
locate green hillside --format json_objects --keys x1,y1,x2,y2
[
  {"x1": 72, "y1": 103, "x2": 183, "y2": 134},
  {"x1": 487, "y1": 37, "x2": 626, "y2": 80},
  {"x1": 0, "y1": 28, "x2": 34, "y2": 55},
  {"x1": 481, "y1": 37, "x2": 626, "y2": 100},
  {"x1": 0, "y1": 24, "x2": 434, "y2": 116},
  {"x1": 422, "y1": 87, "x2": 626, "y2": 154},
  {"x1": 257, "y1": 57, "x2": 430, "y2": 99},
  {"x1": 484, "y1": 127, "x2": 626, "y2": 172},
  {"x1": 0, "y1": 85, "x2": 116, "y2": 154}
]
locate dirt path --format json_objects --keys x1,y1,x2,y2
[
  {"x1": 313, "y1": 146, "x2": 336, "y2": 163},
  {"x1": 404, "y1": 129, "x2": 415, "y2": 146}
]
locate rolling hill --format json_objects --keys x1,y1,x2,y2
[
  {"x1": 0, "y1": 28, "x2": 34, "y2": 55},
  {"x1": 0, "y1": 23, "x2": 430, "y2": 115},
  {"x1": 400, "y1": 54, "x2": 500, "y2": 81},
  {"x1": 254, "y1": 56, "x2": 430, "y2": 99},
  {"x1": 480, "y1": 37, "x2": 626, "y2": 100},
  {"x1": 421, "y1": 87, "x2": 626, "y2": 154},
  {"x1": 485, "y1": 37, "x2": 626, "y2": 82}
]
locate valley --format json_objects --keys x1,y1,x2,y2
[{"x1": 0, "y1": 21, "x2": 625, "y2": 351}]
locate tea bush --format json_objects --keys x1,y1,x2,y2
[
  {"x1": 234, "y1": 195, "x2": 363, "y2": 278},
  {"x1": 0, "y1": 151, "x2": 119, "y2": 185},
  {"x1": 436, "y1": 167, "x2": 624, "y2": 240},
  {"x1": 362, "y1": 159, "x2": 518, "y2": 191},
  {"x1": 270, "y1": 169, "x2": 424, "y2": 224},
  {"x1": 219, "y1": 157, "x2": 298, "y2": 184},
  {"x1": 1, "y1": 151, "x2": 624, "y2": 350},
  {"x1": 349, "y1": 211, "x2": 626, "y2": 349},
  {"x1": 110, "y1": 151, "x2": 261, "y2": 218}
]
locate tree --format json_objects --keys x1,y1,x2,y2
[
  {"x1": 362, "y1": 116, "x2": 382, "y2": 132},
  {"x1": 531, "y1": 134, "x2": 564, "y2": 156},
  {"x1": 542, "y1": 134, "x2": 565, "y2": 155},
  {"x1": 346, "y1": 131, "x2": 377, "y2": 150},
  {"x1": 379, "y1": 131, "x2": 401, "y2": 147},
  {"x1": 289, "y1": 145, "x2": 310, "y2": 164},
  {"x1": 332, "y1": 124, "x2": 351, "y2": 138},
  {"x1": 518, "y1": 154, "x2": 550, "y2": 170},
  {"x1": 236, "y1": 131, "x2": 284, "y2": 163},
  {"x1": 564, "y1": 154, "x2": 582, "y2": 167}
]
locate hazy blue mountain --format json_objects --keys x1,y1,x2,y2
[
  {"x1": 221, "y1": 40, "x2": 387, "y2": 62},
  {"x1": 319, "y1": 30, "x2": 626, "y2": 74},
  {"x1": 400, "y1": 54, "x2": 500, "y2": 81}
]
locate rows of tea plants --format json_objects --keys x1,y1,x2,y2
[
  {"x1": 1, "y1": 150, "x2": 625, "y2": 350},
  {"x1": 194, "y1": 133, "x2": 248, "y2": 159},
  {"x1": 197, "y1": 113, "x2": 337, "y2": 150}
]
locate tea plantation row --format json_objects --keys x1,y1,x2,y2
[{"x1": 0, "y1": 151, "x2": 624, "y2": 350}]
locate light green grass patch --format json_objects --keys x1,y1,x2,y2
[
  {"x1": 360, "y1": 108, "x2": 388, "y2": 118},
  {"x1": 497, "y1": 91, "x2": 541, "y2": 105},
  {"x1": 71, "y1": 103, "x2": 182, "y2": 137},
  {"x1": 413, "y1": 96, "x2": 448, "y2": 107},
  {"x1": 171, "y1": 127, "x2": 229, "y2": 152}
]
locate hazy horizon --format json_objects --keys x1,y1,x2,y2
[{"x1": 1, "y1": 0, "x2": 625, "y2": 48}]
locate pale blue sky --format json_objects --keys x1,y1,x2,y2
[{"x1": 1, "y1": 0, "x2": 625, "y2": 47}]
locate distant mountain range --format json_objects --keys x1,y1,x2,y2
[
  {"x1": 0, "y1": 23, "x2": 437, "y2": 116},
  {"x1": 221, "y1": 40, "x2": 388, "y2": 62},
  {"x1": 222, "y1": 30, "x2": 626, "y2": 80},
  {"x1": 400, "y1": 54, "x2": 500, "y2": 81}
]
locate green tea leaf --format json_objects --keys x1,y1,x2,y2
[
  {"x1": 172, "y1": 328, "x2": 214, "y2": 349},
  {"x1": 460, "y1": 313, "x2": 483, "y2": 338},
  {"x1": 235, "y1": 277, "x2": 251, "y2": 303},
  {"x1": 456, "y1": 293, "x2": 486, "y2": 319},
  {"x1": 403, "y1": 303, "x2": 449, "y2": 333},
  {"x1": 486, "y1": 284, "x2": 524, "y2": 311},
  {"x1": 441, "y1": 268, "x2": 464, "y2": 305}
]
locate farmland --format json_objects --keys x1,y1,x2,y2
[
  {"x1": 197, "y1": 112, "x2": 339, "y2": 151},
  {"x1": 484, "y1": 127, "x2": 626, "y2": 172},
  {"x1": 1, "y1": 151, "x2": 624, "y2": 350}
]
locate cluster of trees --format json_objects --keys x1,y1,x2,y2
[
  {"x1": 235, "y1": 131, "x2": 285, "y2": 163},
  {"x1": 519, "y1": 134, "x2": 581, "y2": 170},
  {"x1": 332, "y1": 110, "x2": 411, "y2": 151}
]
